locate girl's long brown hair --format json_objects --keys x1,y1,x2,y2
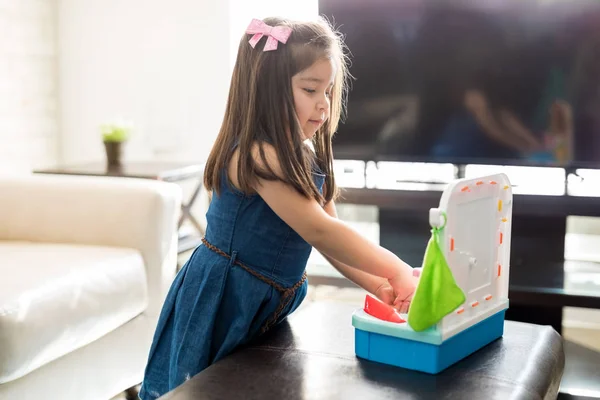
[{"x1": 203, "y1": 16, "x2": 349, "y2": 204}]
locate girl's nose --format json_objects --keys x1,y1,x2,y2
[{"x1": 317, "y1": 97, "x2": 329, "y2": 112}]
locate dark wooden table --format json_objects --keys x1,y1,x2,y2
[
  {"x1": 34, "y1": 161, "x2": 206, "y2": 254},
  {"x1": 159, "y1": 302, "x2": 565, "y2": 400}
]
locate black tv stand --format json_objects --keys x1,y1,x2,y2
[{"x1": 336, "y1": 167, "x2": 600, "y2": 334}]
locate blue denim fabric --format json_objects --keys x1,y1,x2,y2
[{"x1": 139, "y1": 170, "x2": 325, "y2": 399}]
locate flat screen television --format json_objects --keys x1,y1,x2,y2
[{"x1": 319, "y1": 0, "x2": 600, "y2": 168}]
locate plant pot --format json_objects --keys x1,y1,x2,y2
[{"x1": 104, "y1": 141, "x2": 123, "y2": 167}]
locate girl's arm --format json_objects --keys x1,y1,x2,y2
[
  {"x1": 319, "y1": 196, "x2": 388, "y2": 295},
  {"x1": 321, "y1": 249, "x2": 419, "y2": 311},
  {"x1": 250, "y1": 144, "x2": 414, "y2": 286},
  {"x1": 320, "y1": 252, "x2": 388, "y2": 295}
]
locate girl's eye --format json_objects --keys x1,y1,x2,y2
[{"x1": 303, "y1": 88, "x2": 316, "y2": 94}]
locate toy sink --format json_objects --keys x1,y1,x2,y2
[{"x1": 353, "y1": 173, "x2": 513, "y2": 374}]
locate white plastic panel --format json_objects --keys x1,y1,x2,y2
[{"x1": 431, "y1": 174, "x2": 513, "y2": 338}]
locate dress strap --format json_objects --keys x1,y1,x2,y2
[{"x1": 201, "y1": 237, "x2": 307, "y2": 333}]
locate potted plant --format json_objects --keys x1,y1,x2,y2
[{"x1": 100, "y1": 120, "x2": 133, "y2": 167}]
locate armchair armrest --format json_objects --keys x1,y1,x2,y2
[{"x1": 0, "y1": 174, "x2": 182, "y2": 316}]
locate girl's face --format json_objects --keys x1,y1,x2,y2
[{"x1": 291, "y1": 58, "x2": 335, "y2": 140}]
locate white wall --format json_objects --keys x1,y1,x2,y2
[
  {"x1": 57, "y1": 0, "x2": 318, "y2": 166},
  {"x1": 0, "y1": 0, "x2": 59, "y2": 174},
  {"x1": 58, "y1": 0, "x2": 231, "y2": 165}
]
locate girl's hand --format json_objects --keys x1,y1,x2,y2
[
  {"x1": 389, "y1": 270, "x2": 421, "y2": 314},
  {"x1": 374, "y1": 268, "x2": 421, "y2": 313},
  {"x1": 374, "y1": 282, "x2": 397, "y2": 307}
]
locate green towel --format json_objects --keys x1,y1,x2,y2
[{"x1": 408, "y1": 229, "x2": 466, "y2": 332}]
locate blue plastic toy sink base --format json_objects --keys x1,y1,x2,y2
[{"x1": 354, "y1": 310, "x2": 506, "y2": 374}]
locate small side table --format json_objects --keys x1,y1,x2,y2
[{"x1": 34, "y1": 161, "x2": 206, "y2": 256}]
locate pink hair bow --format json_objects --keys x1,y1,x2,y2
[{"x1": 246, "y1": 19, "x2": 292, "y2": 51}]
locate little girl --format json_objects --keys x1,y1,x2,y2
[{"x1": 140, "y1": 16, "x2": 417, "y2": 399}]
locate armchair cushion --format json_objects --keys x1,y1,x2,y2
[
  {"x1": 0, "y1": 241, "x2": 148, "y2": 384},
  {"x1": 0, "y1": 174, "x2": 182, "y2": 317}
]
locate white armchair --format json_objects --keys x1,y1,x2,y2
[{"x1": 0, "y1": 174, "x2": 182, "y2": 400}]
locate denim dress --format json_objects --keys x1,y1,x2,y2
[{"x1": 139, "y1": 168, "x2": 325, "y2": 399}]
